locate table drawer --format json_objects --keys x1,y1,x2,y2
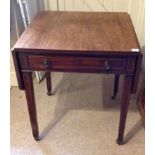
[{"x1": 28, "y1": 55, "x2": 126, "y2": 72}]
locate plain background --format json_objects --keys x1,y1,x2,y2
[{"x1": 0, "y1": 0, "x2": 154, "y2": 154}]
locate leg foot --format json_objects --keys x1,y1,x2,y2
[
  {"x1": 116, "y1": 139, "x2": 126, "y2": 145},
  {"x1": 47, "y1": 92, "x2": 52, "y2": 96},
  {"x1": 111, "y1": 94, "x2": 116, "y2": 99},
  {"x1": 34, "y1": 136, "x2": 40, "y2": 141}
]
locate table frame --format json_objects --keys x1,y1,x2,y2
[
  {"x1": 12, "y1": 49, "x2": 142, "y2": 145},
  {"x1": 12, "y1": 11, "x2": 143, "y2": 145}
]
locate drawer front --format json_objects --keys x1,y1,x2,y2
[{"x1": 28, "y1": 55, "x2": 126, "y2": 72}]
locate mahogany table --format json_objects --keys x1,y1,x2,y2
[{"x1": 12, "y1": 11, "x2": 142, "y2": 145}]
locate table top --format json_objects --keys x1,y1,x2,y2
[{"x1": 14, "y1": 11, "x2": 140, "y2": 53}]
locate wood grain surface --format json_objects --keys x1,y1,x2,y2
[
  {"x1": 12, "y1": 11, "x2": 143, "y2": 143},
  {"x1": 14, "y1": 11, "x2": 140, "y2": 52}
]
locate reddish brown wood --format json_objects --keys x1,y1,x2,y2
[
  {"x1": 131, "y1": 53, "x2": 143, "y2": 93},
  {"x1": 12, "y1": 50, "x2": 24, "y2": 90},
  {"x1": 46, "y1": 72, "x2": 52, "y2": 95},
  {"x1": 27, "y1": 55, "x2": 126, "y2": 72},
  {"x1": 111, "y1": 74, "x2": 120, "y2": 99},
  {"x1": 12, "y1": 11, "x2": 142, "y2": 143},
  {"x1": 116, "y1": 74, "x2": 133, "y2": 145},
  {"x1": 22, "y1": 72, "x2": 39, "y2": 141},
  {"x1": 14, "y1": 11, "x2": 140, "y2": 52}
]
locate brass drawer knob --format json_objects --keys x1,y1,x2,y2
[
  {"x1": 104, "y1": 60, "x2": 111, "y2": 71},
  {"x1": 43, "y1": 59, "x2": 50, "y2": 67}
]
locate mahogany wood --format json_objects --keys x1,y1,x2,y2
[
  {"x1": 28, "y1": 55, "x2": 127, "y2": 73},
  {"x1": 12, "y1": 51, "x2": 24, "y2": 90},
  {"x1": 131, "y1": 53, "x2": 143, "y2": 93},
  {"x1": 22, "y1": 72, "x2": 39, "y2": 140},
  {"x1": 111, "y1": 74, "x2": 120, "y2": 99},
  {"x1": 117, "y1": 74, "x2": 133, "y2": 144},
  {"x1": 14, "y1": 11, "x2": 140, "y2": 52},
  {"x1": 46, "y1": 72, "x2": 52, "y2": 95},
  {"x1": 12, "y1": 11, "x2": 142, "y2": 144}
]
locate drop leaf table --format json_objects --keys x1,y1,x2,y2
[{"x1": 12, "y1": 11, "x2": 142, "y2": 144}]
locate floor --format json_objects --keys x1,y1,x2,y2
[{"x1": 10, "y1": 73, "x2": 144, "y2": 155}]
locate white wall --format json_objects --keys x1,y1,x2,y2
[
  {"x1": 10, "y1": 0, "x2": 24, "y2": 86},
  {"x1": 10, "y1": 0, "x2": 45, "y2": 86}
]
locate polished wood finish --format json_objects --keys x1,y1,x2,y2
[
  {"x1": 112, "y1": 74, "x2": 120, "y2": 99},
  {"x1": 131, "y1": 53, "x2": 143, "y2": 93},
  {"x1": 46, "y1": 72, "x2": 52, "y2": 95},
  {"x1": 12, "y1": 51, "x2": 24, "y2": 90},
  {"x1": 12, "y1": 11, "x2": 142, "y2": 144},
  {"x1": 116, "y1": 75, "x2": 133, "y2": 144},
  {"x1": 22, "y1": 72, "x2": 39, "y2": 140},
  {"x1": 14, "y1": 11, "x2": 140, "y2": 52},
  {"x1": 28, "y1": 55, "x2": 126, "y2": 73}
]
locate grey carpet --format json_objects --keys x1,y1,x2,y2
[{"x1": 11, "y1": 73, "x2": 144, "y2": 155}]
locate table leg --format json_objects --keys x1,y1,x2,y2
[
  {"x1": 23, "y1": 72, "x2": 39, "y2": 141},
  {"x1": 116, "y1": 74, "x2": 132, "y2": 145},
  {"x1": 111, "y1": 74, "x2": 120, "y2": 99},
  {"x1": 46, "y1": 72, "x2": 52, "y2": 95}
]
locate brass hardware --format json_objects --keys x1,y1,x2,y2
[
  {"x1": 104, "y1": 60, "x2": 111, "y2": 71},
  {"x1": 43, "y1": 59, "x2": 49, "y2": 67}
]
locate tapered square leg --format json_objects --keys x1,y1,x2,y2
[
  {"x1": 46, "y1": 72, "x2": 52, "y2": 96},
  {"x1": 22, "y1": 72, "x2": 39, "y2": 141},
  {"x1": 111, "y1": 74, "x2": 120, "y2": 99},
  {"x1": 116, "y1": 75, "x2": 132, "y2": 145}
]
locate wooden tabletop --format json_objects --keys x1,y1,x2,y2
[{"x1": 14, "y1": 11, "x2": 140, "y2": 53}]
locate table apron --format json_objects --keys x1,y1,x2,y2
[{"x1": 17, "y1": 54, "x2": 137, "y2": 75}]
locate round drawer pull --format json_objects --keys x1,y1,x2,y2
[
  {"x1": 43, "y1": 59, "x2": 50, "y2": 67},
  {"x1": 104, "y1": 60, "x2": 111, "y2": 71}
]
